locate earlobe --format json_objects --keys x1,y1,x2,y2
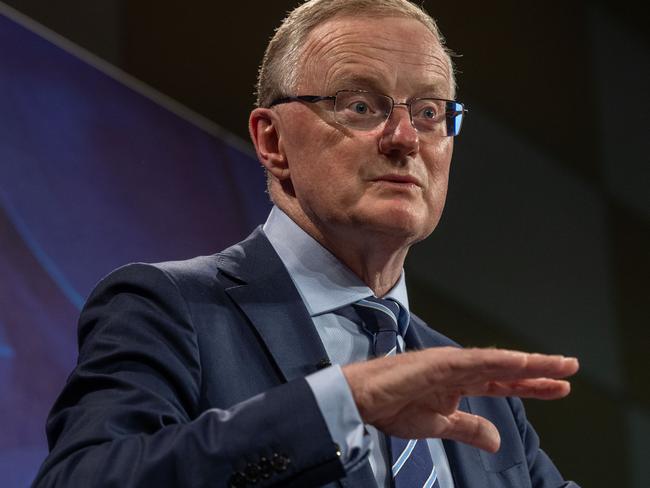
[{"x1": 249, "y1": 108, "x2": 290, "y2": 180}]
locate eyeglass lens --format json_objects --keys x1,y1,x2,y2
[{"x1": 333, "y1": 91, "x2": 464, "y2": 137}]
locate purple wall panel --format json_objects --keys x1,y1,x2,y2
[{"x1": 0, "y1": 13, "x2": 270, "y2": 485}]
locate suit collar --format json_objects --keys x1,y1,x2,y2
[
  {"x1": 262, "y1": 206, "x2": 372, "y2": 316},
  {"x1": 262, "y1": 206, "x2": 411, "y2": 318},
  {"x1": 219, "y1": 227, "x2": 330, "y2": 382}
]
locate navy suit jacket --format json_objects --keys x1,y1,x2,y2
[{"x1": 33, "y1": 228, "x2": 578, "y2": 487}]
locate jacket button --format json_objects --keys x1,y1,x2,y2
[
  {"x1": 271, "y1": 453, "x2": 291, "y2": 472},
  {"x1": 228, "y1": 471, "x2": 247, "y2": 488},
  {"x1": 245, "y1": 462, "x2": 261, "y2": 484},
  {"x1": 259, "y1": 456, "x2": 273, "y2": 479}
]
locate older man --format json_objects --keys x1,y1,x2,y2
[{"x1": 34, "y1": 1, "x2": 579, "y2": 487}]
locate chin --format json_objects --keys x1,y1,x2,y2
[{"x1": 366, "y1": 207, "x2": 436, "y2": 243}]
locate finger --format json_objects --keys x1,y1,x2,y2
[
  {"x1": 418, "y1": 392, "x2": 462, "y2": 417},
  {"x1": 375, "y1": 404, "x2": 499, "y2": 453},
  {"x1": 343, "y1": 349, "x2": 578, "y2": 423},
  {"x1": 465, "y1": 378, "x2": 572, "y2": 400},
  {"x1": 432, "y1": 348, "x2": 579, "y2": 385},
  {"x1": 438, "y1": 411, "x2": 501, "y2": 453}
]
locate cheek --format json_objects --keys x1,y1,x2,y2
[
  {"x1": 284, "y1": 115, "x2": 348, "y2": 174},
  {"x1": 421, "y1": 140, "x2": 453, "y2": 215},
  {"x1": 424, "y1": 139, "x2": 453, "y2": 185},
  {"x1": 286, "y1": 128, "x2": 358, "y2": 193},
  {"x1": 286, "y1": 144, "x2": 354, "y2": 210}
]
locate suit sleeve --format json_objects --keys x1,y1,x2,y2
[{"x1": 32, "y1": 264, "x2": 344, "y2": 488}]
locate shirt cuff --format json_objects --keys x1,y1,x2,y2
[{"x1": 305, "y1": 364, "x2": 371, "y2": 471}]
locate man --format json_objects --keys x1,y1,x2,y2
[{"x1": 34, "y1": 1, "x2": 580, "y2": 487}]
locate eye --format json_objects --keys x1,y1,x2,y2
[
  {"x1": 338, "y1": 92, "x2": 379, "y2": 117},
  {"x1": 415, "y1": 104, "x2": 439, "y2": 120},
  {"x1": 344, "y1": 98, "x2": 376, "y2": 116},
  {"x1": 421, "y1": 106, "x2": 437, "y2": 119},
  {"x1": 334, "y1": 91, "x2": 389, "y2": 129},
  {"x1": 353, "y1": 102, "x2": 369, "y2": 114}
]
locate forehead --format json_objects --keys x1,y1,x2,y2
[{"x1": 297, "y1": 16, "x2": 452, "y2": 98}]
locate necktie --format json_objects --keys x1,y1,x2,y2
[{"x1": 350, "y1": 297, "x2": 441, "y2": 488}]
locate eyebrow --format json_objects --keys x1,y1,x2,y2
[
  {"x1": 328, "y1": 73, "x2": 451, "y2": 99},
  {"x1": 329, "y1": 74, "x2": 384, "y2": 93}
]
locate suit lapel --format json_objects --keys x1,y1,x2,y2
[
  {"x1": 404, "y1": 314, "x2": 452, "y2": 350},
  {"x1": 220, "y1": 230, "x2": 378, "y2": 487},
  {"x1": 219, "y1": 228, "x2": 329, "y2": 382}
]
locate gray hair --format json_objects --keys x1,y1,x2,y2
[{"x1": 255, "y1": 0, "x2": 456, "y2": 108}]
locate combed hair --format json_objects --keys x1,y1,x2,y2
[{"x1": 255, "y1": 0, "x2": 456, "y2": 108}]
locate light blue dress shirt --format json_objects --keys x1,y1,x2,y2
[{"x1": 263, "y1": 206, "x2": 454, "y2": 488}]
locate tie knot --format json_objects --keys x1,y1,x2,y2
[
  {"x1": 353, "y1": 297, "x2": 401, "y2": 334},
  {"x1": 332, "y1": 297, "x2": 408, "y2": 357},
  {"x1": 352, "y1": 297, "x2": 403, "y2": 357}
]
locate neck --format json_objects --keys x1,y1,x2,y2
[
  {"x1": 330, "y1": 240, "x2": 407, "y2": 297},
  {"x1": 321, "y1": 231, "x2": 408, "y2": 297},
  {"x1": 279, "y1": 203, "x2": 411, "y2": 297}
]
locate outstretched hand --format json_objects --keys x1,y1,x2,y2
[{"x1": 342, "y1": 347, "x2": 579, "y2": 453}]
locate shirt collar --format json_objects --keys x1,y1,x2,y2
[{"x1": 262, "y1": 206, "x2": 410, "y2": 324}]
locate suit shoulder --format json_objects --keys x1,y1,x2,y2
[
  {"x1": 88, "y1": 253, "x2": 234, "y2": 306},
  {"x1": 154, "y1": 254, "x2": 222, "y2": 282}
]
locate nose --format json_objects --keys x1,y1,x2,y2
[{"x1": 378, "y1": 104, "x2": 419, "y2": 159}]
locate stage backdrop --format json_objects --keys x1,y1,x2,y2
[{"x1": 0, "y1": 11, "x2": 269, "y2": 486}]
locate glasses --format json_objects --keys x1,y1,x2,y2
[{"x1": 269, "y1": 90, "x2": 467, "y2": 137}]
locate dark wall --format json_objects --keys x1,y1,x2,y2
[{"x1": 1, "y1": 1, "x2": 648, "y2": 486}]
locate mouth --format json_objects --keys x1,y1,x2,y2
[{"x1": 372, "y1": 174, "x2": 422, "y2": 188}]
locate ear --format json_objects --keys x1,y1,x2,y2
[{"x1": 249, "y1": 108, "x2": 290, "y2": 181}]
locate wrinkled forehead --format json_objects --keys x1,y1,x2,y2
[{"x1": 296, "y1": 15, "x2": 453, "y2": 98}]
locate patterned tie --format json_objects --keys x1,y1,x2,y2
[{"x1": 350, "y1": 297, "x2": 441, "y2": 488}]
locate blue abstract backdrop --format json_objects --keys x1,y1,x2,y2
[{"x1": 0, "y1": 12, "x2": 270, "y2": 486}]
